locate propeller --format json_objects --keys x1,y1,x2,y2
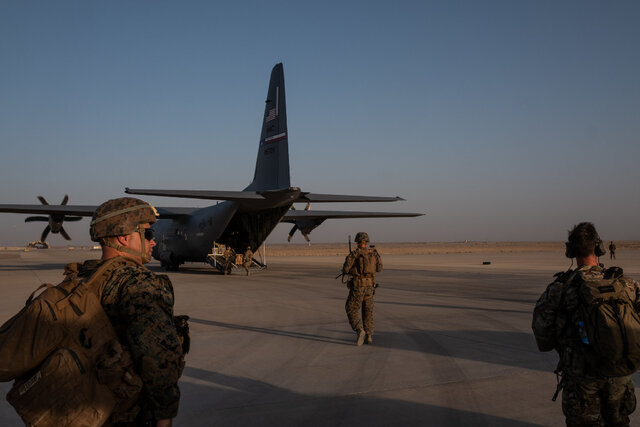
[
  {"x1": 24, "y1": 195, "x2": 83, "y2": 242},
  {"x1": 287, "y1": 202, "x2": 316, "y2": 243}
]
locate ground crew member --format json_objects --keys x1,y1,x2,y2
[
  {"x1": 243, "y1": 246, "x2": 254, "y2": 276},
  {"x1": 87, "y1": 197, "x2": 184, "y2": 427},
  {"x1": 224, "y1": 245, "x2": 235, "y2": 275},
  {"x1": 532, "y1": 222, "x2": 639, "y2": 426},
  {"x1": 342, "y1": 232, "x2": 382, "y2": 346},
  {"x1": 610, "y1": 241, "x2": 617, "y2": 260}
]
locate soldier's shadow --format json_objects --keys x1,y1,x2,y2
[{"x1": 190, "y1": 317, "x2": 353, "y2": 346}]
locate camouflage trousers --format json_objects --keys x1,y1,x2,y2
[
  {"x1": 562, "y1": 373, "x2": 636, "y2": 426},
  {"x1": 345, "y1": 286, "x2": 374, "y2": 333}
]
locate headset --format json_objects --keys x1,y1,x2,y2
[{"x1": 565, "y1": 237, "x2": 606, "y2": 259}]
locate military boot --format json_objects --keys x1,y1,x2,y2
[
  {"x1": 365, "y1": 333, "x2": 373, "y2": 344},
  {"x1": 356, "y1": 329, "x2": 366, "y2": 346}
]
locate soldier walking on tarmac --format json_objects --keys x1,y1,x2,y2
[
  {"x1": 342, "y1": 232, "x2": 382, "y2": 346},
  {"x1": 243, "y1": 246, "x2": 254, "y2": 276},
  {"x1": 609, "y1": 240, "x2": 617, "y2": 260},
  {"x1": 223, "y1": 245, "x2": 235, "y2": 275}
]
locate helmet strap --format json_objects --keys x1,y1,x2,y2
[{"x1": 102, "y1": 225, "x2": 151, "y2": 264}]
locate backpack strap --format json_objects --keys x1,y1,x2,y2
[
  {"x1": 25, "y1": 283, "x2": 57, "y2": 305},
  {"x1": 84, "y1": 256, "x2": 143, "y2": 298}
]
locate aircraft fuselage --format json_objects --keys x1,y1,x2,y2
[{"x1": 152, "y1": 187, "x2": 301, "y2": 267}]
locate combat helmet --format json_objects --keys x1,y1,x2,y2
[
  {"x1": 354, "y1": 232, "x2": 370, "y2": 244},
  {"x1": 90, "y1": 197, "x2": 158, "y2": 241}
]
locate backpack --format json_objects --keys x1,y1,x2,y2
[
  {"x1": 0, "y1": 257, "x2": 143, "y2": 426},
  {"x1": 351, "y1": 248, "x2": 378, "y2": 276},
  {"x1": 573, "y1": 267, "x2": 640, "y2": 377}
]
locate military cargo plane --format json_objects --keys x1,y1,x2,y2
[{"x1": 0, "y1": 63, "x2": 422, "y2": 270}]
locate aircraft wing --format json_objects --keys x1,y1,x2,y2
[
  {"x1": 282, "y1": 210, "x2": 423, "y2": 221},
  {"x1": 0, "y1": 204, "x2": 198, "y2": 220},
  {"x1": 0, "y1": 204, "x2": 98, "y2": 216}
]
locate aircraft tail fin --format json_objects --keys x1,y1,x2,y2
[{"x1": 246, "y1": 63, "x2": 290, "y2": 191}]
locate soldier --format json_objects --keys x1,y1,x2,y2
[
  {"x1": 243, "y1": 246, "x2": 254, "y2": 276},
  {"x1": 532, "y1": 222, "x2": 640, "y2": 426},
  {"x1": 87, "y1": 197, "x2": 184, "y2": 427},
  {"x1": 610, "y1": 241, "x2": 617, "y2": 260},
  {"x1": 342, "y1": 232, "x2": 382, "y2": 346},
  {"x1": 223, "y1": 245, "x2": 235, "y2": 275}
]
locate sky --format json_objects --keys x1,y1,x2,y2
[{"x1": 0, "y1": 1, "x2": 639, "y2": 246}]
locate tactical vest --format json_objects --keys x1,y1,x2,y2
[{"x1": 345, "y1": 248, "x2": 380, "y2": 288}]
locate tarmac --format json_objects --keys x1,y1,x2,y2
[{"x1": 1, "y1": 247, "x2": 639, "y2": 426}]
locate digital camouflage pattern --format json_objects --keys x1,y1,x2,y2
[
  {"x1": 533, "y1": 264, "x2": 640, "y2": 426},
  {"x1": 562, "y1": 373, "x2": 636, "y2": 427},
  {"x1": 342, "y1": 245, "x2": 382, "y2": 336},
  {"x1": 76, "y1": 257, "x2": 183, "y2": 421},
  {"x1": 90, "y1": 197, "x2": 158, "y2": 242},
  {"x1": 354, "y1": 232, "x2": 369, "y2": 244},
  {"x1": 345, "y1": 287, "x2": 375, "y2": 333}
]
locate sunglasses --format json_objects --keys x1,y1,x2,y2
[{"x1": 142, "y1": 228, "x2": 155, "y2": 241}]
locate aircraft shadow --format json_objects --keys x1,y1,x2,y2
[{"x1": 178, "y1": 366, "x2": 544, "y2": 426}]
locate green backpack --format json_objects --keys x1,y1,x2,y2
[{"x1": 574, "y1": 267, "x2": 640, "y2": 377}]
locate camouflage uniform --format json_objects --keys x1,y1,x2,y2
[
  {"x1": 243, "y1": 248, "x2": 254, "y2": 276},
  {"x1": 75, "y1": 257, "x2": 184, "y2": 422},
  {"x1": 610, "y1": 242, "x2": 617, "y2": 260},
  {"x1": 342, "y1": 234, "x2": 382, "y2": 344},
  {"x1": 223, "y1": 247, "x2": 235, "y2": 275},
  {"x1": 533, "y1": 265, "x2": 640, "y2": 426},
  {"x1": 87, "y1": 197, "x2": 184, "y2": 423}
]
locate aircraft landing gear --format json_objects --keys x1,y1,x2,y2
[
  {"x1": 161, "y1": 261, "x2": 180, "y2": 271},
  {"x1": 159, "y1": 252, "x2": 180, "y2": 271}
]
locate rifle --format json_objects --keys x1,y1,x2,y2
[{"x1": 335, "y1": 235, "x2": 354, "y2": 284}]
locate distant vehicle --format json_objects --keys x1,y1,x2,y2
[
  {"x1": 0, "y1": 63, "x2": 422, "y2": 270},
  {"x1": 25, "y1": 241, "x2": 49, "y2": 250}
]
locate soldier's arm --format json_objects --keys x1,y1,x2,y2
[
  {"x1": 374, "y1": 249, "x2": 382, "y2": 272},
  {"x1": 623, "y1": 276, "x2": 640, "y2": 312},
  {"x1": 119, "y1": 272, "x2": 183, "y2": 420},
  {"x1": 532, "y1": 280, "x2": 565, "y2": 352},
  {"x1": 342, "y1": 253, "x2": 355, "y2": 274}
]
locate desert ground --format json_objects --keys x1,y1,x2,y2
[{"x1": 1, "y1": 242, "x2": 639, "y2": 426}]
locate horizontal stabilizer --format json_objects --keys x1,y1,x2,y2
[
  {"x1": 283, "y1": 210, "x2": 423, "y2": 221},
  {"x1": 126, "y1": 188, "x2": 407, "y2": 204},
  {"x1": 297, "y1": 193, "x2": 405, "y2": 203},
  {"x1": 126, "y1": 188, "x2": 263, "y2": 201}
]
